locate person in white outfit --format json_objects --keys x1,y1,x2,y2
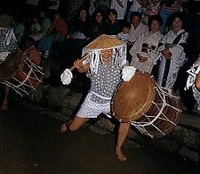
[
  {"x1": 117, "y1": 21, "x2": 131, "y2": 43},
  {"x1": 110, "y1": 0, "x2": 128, "y2": 21},
  {"x1": 129, "y1": 11, "x2": 148, "y2": 44},
  {"x1": 156, "y1": 12, "x2": 189, "y2": 90},
  {"x1": 60, "y1": 34, "x2": 136, "y2": 162},
  {"x1": 129, "y1": 14, "x2": 163, "y2": 73}
]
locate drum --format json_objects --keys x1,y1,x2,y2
[
  {"x1": 111, "y1": 71, "x2": 182, "y2": 138},
  {"x1": 0, "y1": 51, "x2": 43, "y2": 96}
]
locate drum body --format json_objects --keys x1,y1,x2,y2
[
  {"x1": 0, "y1": 51, "x2": 43, "y2": 96},
  {"x1": 111, "y1": 71, "x2": 182, "y2": 138}
]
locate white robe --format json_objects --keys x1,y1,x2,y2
[
  {"x1": 129, "y1": 31, "x2": 163, "y2": 73},
  {"x1": 110, "y1": 0, "x2": 128, "y2": 20},
  {"x1": 157, "y1": 29, "x2": 189, "y2": 89},
  {"x1": 129, "y1": 22, "x2": 148, "y2": 43}
]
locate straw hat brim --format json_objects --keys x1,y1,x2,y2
[{"x1": 84, "y1": 34, "x2": 125, "y2": 50}]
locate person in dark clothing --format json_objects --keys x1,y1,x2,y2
[
  {"x1": 58, "y1": 6, "x2": 90, "y2": 72},
  {"x1": 88, "y1": 9, "x2": 107, "y2": 41},
  {"x1": 70, "y1": 5, "x2": 90, "y2": 39},
  {"x1": 106, "y1": 9, "x2": 122, "y2": 35}
]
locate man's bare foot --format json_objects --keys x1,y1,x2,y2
[
  {"x1": 0, "y1": 103, "x2": 8, "y2": 111},
  {"x1": 116, "y1": 148, "x2": 127, "y2": 162},
  {"x1": 60, "y1": 122, "x2": 68, "y2": 132}
]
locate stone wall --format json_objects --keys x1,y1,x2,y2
[{"x1": 29, "y1": 83, "x2": 200, "y2": 165}]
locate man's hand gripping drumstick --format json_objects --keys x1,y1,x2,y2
[{"x1": 60, "y1": 53, "x2": 90, "y2": 85}]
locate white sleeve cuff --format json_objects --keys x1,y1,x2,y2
[
  {"x1": 60, "y1": 68, "x2": 73, "y2": 85},
  {"x1": 122, "y1": 66, "x2": 136, "y2": 81}
]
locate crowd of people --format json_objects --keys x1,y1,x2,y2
[
  {"x1": 1, "y1": 0, "x2": 200, "y2": 162},
  {"x1": 0, "y1": 0, "x2": 198, "y2": 109}
]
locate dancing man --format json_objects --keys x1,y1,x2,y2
[{"x1": 60, "y1": 34, "x2": 136, "y2": 161}]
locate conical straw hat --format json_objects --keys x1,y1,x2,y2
[
  {"x1": 82, "y1": 34, "x2": 127, "y2": 74},
  {"x1": 84, "y1": 34, "x2": 125, "y2": 50}
]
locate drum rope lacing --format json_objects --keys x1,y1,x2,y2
[
  {"x1": 130, "y1": 84, "x2": 182, "y2": 138},
  {"x1": 1, "y1": 58, "x2": 43, "y2": 96}
]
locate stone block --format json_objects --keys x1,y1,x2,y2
[
  {"x1": 179, "y1": 147, "x2": 199, "y2": 163},
  {"x1": 93, "y1": 117, "x2": 116, "y2": 133},
  {"x1": 62, "y1": 91, "x2": 83, "y2": 109},
  {"x1": 152, "y1": 138, "x2": 180, "y2": 153},
  {"x1": 174, "y1": 127, "x2": 200, "y2": 149},
  {"x1": 47, "y1": 86, "x2": 71, "y2": 108}
]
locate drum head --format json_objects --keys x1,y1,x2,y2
[
  {"x1": 111, "y1": 71, "x2": 156, "y2": 122},
  {"x1": 0, "y1": 51, "x2": 25, "y2": 81}
]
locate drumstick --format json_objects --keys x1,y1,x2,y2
[
  {"x1": 69, "y1": 53, "x2": 90, "y2": 71},
  {"x1": 60, "y1": 53, "x2": 90, "y2": 85}
]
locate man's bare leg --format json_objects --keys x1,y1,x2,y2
[
  {"x1": 1, "y1": 86, "x2": 10, "y2": 110},
  {"x1": 115, "y1": 122, "x2": 131, "y2": 161},
  {"x1": 60, "y1": 116, "x2": 89, "y2": 132}
]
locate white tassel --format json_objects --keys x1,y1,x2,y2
[
  {"x1": 60, "y1": 68, "x2": 73, "y2": 85},
  {"x1": 81, "y1": 43, "x2": 127, "y2": 74}
]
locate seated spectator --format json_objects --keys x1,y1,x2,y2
[
  {"x1": 58, "y1": 6, "x2": 91, "y2": 70},
  {"x1": 126, "y1": 0, "x2": 142, "y2": 22},
  {"x1": 129, "y1": 14, "x2": 163, "y2": 73},
  {"x1": 88, "y1": 9, "x2": 107, "y2": 41},
  {"x1": 137, "y1": 0, "x2": 149, "y2": 24},
  {"x1": 29, "y1": 15, "x2": 41, "y2": 36},
  {"x1": 38, "y1": 11, "x2": 68, "y2": 59},
  {"x1": 117, "y1": 21, "x2": 131, "y2": 43},
  {"x1": 156, "y1": 12, "x2": 188, "y2": 90},
  {"x1": 129, "y1": 11, "x2": 148, "y2": 44},
  {"x1": 21, "y1": 36, "x2": 41, "y2": 65},
  {"x1": 159, "y1": 0, "x2": 182, "y2": 34},
  {"x1": 106, "y1": 9, "x2": 122, "y2": 35},
  {"x1": 69, "y1": 5, "x2": 90, "y2": 40},
  {"x1": 146, "y1": 0, "x2": 161, "y2": 16},
  {"x1": 110, "y1": 0, "x2": 128, "y2": 21},
  {"x1": 117, "y1": 21, "x2": 132, "y2": 62},
  {"x1": 29, "y1": 10, "x2": 51, "y2": 42},
  {"x1": 140, "y1": 0, "x2": 161, "y2": 24}
]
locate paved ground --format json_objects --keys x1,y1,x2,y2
[{"x1": 0, "y1": 99, "x2": 199, "y2": 174}]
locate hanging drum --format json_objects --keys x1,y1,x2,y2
[
  {"x1": 111, "y1": 71, "x2": 182, "y2": 138},
  {"x1": 0, "y1": 51, "x2": 44, "y2": 96}
]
